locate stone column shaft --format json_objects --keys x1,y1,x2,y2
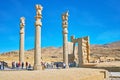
[
  {"x1": 19, "y1": 31, "x2": 24, "y2": 62},
  {"x1": 34, "y1": 4, "x2": 43, "y2": 70},
  {"x1": 62, "y1": 11, "x2": 69, "y2": 68},
  {"x1": 63, "y1": 33, "x2": 69, "y2": 66},
  {"x1": 34, "y1": 26, "x2": 41, "y2": 67},
  {"x1": 19, "y1": 17, "x2": 25, "y2": 63}
]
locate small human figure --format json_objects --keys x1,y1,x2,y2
[
  {"x1": 51, "y1": 62, "x2": 53, "y2": 69},
  {"x1": 18, "y1": 62, "x2": 20, "y2": 68},
  {"x1": 28, "y1": 64, "x2": 32, "y2": 70},
  {"x1": 12, "y1": 62, "x2": 14, "y2": 69},
  {"x1": 16, "y1": 62, "x2": 18, "y2": 68},
  {"x1": 28, "y1": 64, "x2": 31, "y2": 68},
  {"x1": 14, "y1": 61, "x2": 16, "y2": 68},
  {"x1": 26, "y1": 62, "x2": 28, "y2": 69},
  {"x1": 44, "y1": 62, "x2": 47, "y2": 68},
  {"x1": 46, "y1": 63, "x2": 49, "y2": 69},
  {"x1": 0, "y1": 61, "x2": 1, "y2": 70},
  {"x1": 41, "y1": 62, "x2": 45, "y2": 70},
  {"x1": 2, "y1": 61, "x2": 4, "y2": 70},
  {"x1": 63, "y1": 63, "x2": 66, "y2": 68},
  {"x1": 56, "y1": 63, "x2": 59, "y2": 69},
  {"x1": 21, "y1": 62, "x2": 24, "y2": 69}
]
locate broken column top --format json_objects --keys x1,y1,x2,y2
[
  {"x1": 20, "y1": 17, "x2": 25, "y2": 23},
  {"x1": 36, "y1": 4, "x2": 43, "y2": 17},
  {"x1": 20, "y1": 17, "x2": 25, "y2": 27},
  {"x1": 71, "y1": 35, "x2": 75, "y2": 42},
  {"x1": 62, "y1": 11, "x2": 69, "y2": 21},
  {"x1": 36, "y1": 4, "x2": 43, "y2": 10}
]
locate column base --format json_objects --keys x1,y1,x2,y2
[
  {"x1": 78, "y1": 63, "x2": 83, "y2": 67},
  {"x1": 65, "y1": 65, "x2": 69, "y2": 68},
  {"x1": 33, "y1": 64, "x2": 42, "y2": 70}
]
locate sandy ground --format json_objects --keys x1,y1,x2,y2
[{"x1": 0, "y1": 68, "x2": 107, "y2": 80}]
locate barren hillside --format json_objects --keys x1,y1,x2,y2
[
  {"x1": 0, "y1": 41, "x2": 120, "y2": 65},
  {"x1": 91, "y1": 41, "x2": 120, "y2": 60}
]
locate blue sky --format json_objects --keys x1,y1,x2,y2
[{"x1": 0, "y1": 0, "x2": 120, "y2": 53}]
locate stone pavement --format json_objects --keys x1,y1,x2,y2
[
  {"x1": 110, "y1": 72, "x2": 120, "y2": 80},
  {"x1": 0, "y1": 68, "x2": 108, "y2": 80}
]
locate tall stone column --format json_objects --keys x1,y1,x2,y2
[
  {"x1": 62, "y1": 11, "x2": 69, "y2": 68},
  {"x1": 34, "y1": 4, "x2": 43, "y2": 70},
  {"x1": 19, "y1": 17, "x2": 25, "y2": 63}
]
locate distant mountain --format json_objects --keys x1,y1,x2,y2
[
  {"x1": 103, "y1": 41, "x2": 120, "y2": 48},
  {"x1": 90, "y1": 41, "x2": 120, "y2": 59},
  {"x1": 0, "y1": 40, "x2": 120, "y2": 62}
]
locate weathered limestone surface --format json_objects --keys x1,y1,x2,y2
[
  {"x1": 62, "y1": 11, "x2": 69, "y2": 68},
  {"x1": 34, "y1": 4, "x2": 43, "y2": 70},
  {"x1": 0, "y1": 68, "x2": 109, "y2": 80},
  {"x1": 19, "y1": 17, "x2": 25, "y2": 63},
  {"x1": 71, "y1": 36, "x2": 90, "y2": 67}
]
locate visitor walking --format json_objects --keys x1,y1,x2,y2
[
  {"x1": 26, "y1": 62, "x2": 28, "y2": 69},
  {"x1": 12, "y1": 62, "x2": 14, "y2": 69},
  {"x1": 21, "y1": 62, "x2": 24, "y2": 69},
  {"x1": 14, "y1": 61, "x2": 16, "y2": 68},
  {"x1": 2, "y1": 61, "x2": 4, "y2": 70},
  {"x1": 18, "y1": 62, "x2": 20, "y2": 68},
  {"x1": 16, "y1": 62, "x2": 18, "y2": 69},
  {"x1": 0, "y1": 61, "x2": 1, "y2": 70},
  {"x1": 56, "y1": 63, "x2": 59, "y2": 69},
  {"x1": 63, "y1": 63, "x2": 66, "y2": 68},
  {"x1": 28, "y1": 64, "x2": 31, "y2": 68}
]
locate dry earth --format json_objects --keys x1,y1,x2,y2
[
  {"x1": 0, "y1": 68, "x2": 108, "y2": 80},
  {"x1": 0, "y1": 41, "x2": 120, "y2": 67}
]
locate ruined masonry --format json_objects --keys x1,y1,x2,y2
[
  {"x1": 19, "y1": 4, "x2": 90, "y2": 70},
  {"x1": 71, "y1": 36, "x2": 90, "y2": 67}
]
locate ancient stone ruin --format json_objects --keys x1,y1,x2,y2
[
  {"x1": 33, "y1": 4, "x2": 43, "y2": 70},
  {"x1": 19, "y1": 4, "x2": 43, "y2": 70},
  {"x1": 19, "y1": 4, "x2": 91, "y2": 70},
  {"x1": 71, "y1": 36, "x2": 90, "y2": 67},
  {"x1": 61, "y1": 12, "x2": 90, "y2": 67},
  {"x1": 62, "y1": 11, "x2": 69, "y2": 68},
  {"x1": 19, "y1": 17, "x2": 25, "y2": 64}
]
